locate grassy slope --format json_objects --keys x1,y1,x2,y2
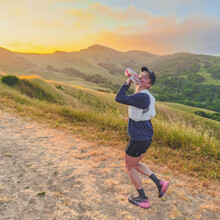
[
  {"x1": 16, "y1": 49, "x2": 126, "y2": 84},
  {"x1": 198, "y1": 70, "x2": 220, "y2": 86},
  {"x1": 0, "y1": 45, "x2": 218, "y2": 94},
  {"x1": 159, "y1": 102, "x2": 215, "y2": 113},
  {"x1": 0, "y1": 47, "x2": 39, "y2": 73},
  {"x1": 157, "y1": 102, "x2": 220, "y2": 142},
  {"x1": 0, "y1": 76, "x2": 219, "y2": 180}
]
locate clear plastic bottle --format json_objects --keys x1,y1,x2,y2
[{"x1": 124, "y1": 68, "x2": 140, "y2": 84}]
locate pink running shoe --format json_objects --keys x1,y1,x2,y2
[
  {"x1": 128, "y1": 195, "x2": 150, "y2": 208},
  {"x1": 158, "y1": 181, "x2": 169, "y2": 198}
]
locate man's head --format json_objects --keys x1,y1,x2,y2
[{"x1": 141, "y1": 67, "x2": 156, "y2": 88}]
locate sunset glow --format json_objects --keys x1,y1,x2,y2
[{"x1": 1, "y1": 0, "x2": 220, "y2": 55}]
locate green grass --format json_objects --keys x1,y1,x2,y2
[
  {"x1": 0, "y1": 76, "x2": 219, "y2": 180},
  {"x1": 159, "y1": 101, "x2": 217, "y2": 114},
  {"x1": 26, "y1": 71, "x2": 115, "y2": 92},
  {"x1": 157, "y1": 102, "x2": 220, "y2": 139},
  {"x1": 198, "y1": 70, "x2": 220, "y2": 86}
]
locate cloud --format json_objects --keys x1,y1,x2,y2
[
  {"x1": 1, "y1": 1, "x2": 219, "y2": 55},
  {"x1": 86, "y1": 15, "x2": 220, "y2": 55},
  {"x1": 65, "y1": 3, "x2": 151, "y2": 32},
  {"x1": 89, "y1": 3, "x2": 150, "y2": 21},
  {"x1": 115, "y1": 0, "x2": 220, "y2": 18}
]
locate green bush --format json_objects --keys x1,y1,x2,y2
[
  {"x1": 1, "y1": 75, "x2": 19, "y2": 86},
  {"x1": 195, "y1": 111, "x2": 220, "y2": 122},
  {"x1": 56, "y1": 84, "x2": 63, "y2": 90},
  {"x1": 207, "y1": 65, "x2": 220, "y2": 80},
  {"x1": 151, "y1": 75, "x2": 220, "y2": 112},
  {"x1": 17, "y1": 78, "x2": 62, "y2": 103}
]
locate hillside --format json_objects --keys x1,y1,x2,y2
[
  {"x1": 0, "y1": 76, "x2": 219, "y2": 180},
  {"x1": 14, "y1": 45, "x2": 160, "y2": 86},
  {"x1": 0, "y1": 44, "x2": 219, "y2": 111},
  {"x1": 15, "y1": 45, "x2": 159, "y2": 77},
  {"x1": 0, "y1": 47, "x2": 40, "y2": 73},
  {"x1": 14, "y1": 44, "x2": 220, "y2": 79}
]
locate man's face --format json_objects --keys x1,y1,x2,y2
[{"x1": 139, "y1": 71, "x2": 152, "y2": 88}]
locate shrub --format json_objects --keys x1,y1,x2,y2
[
  {"x1": 1, "y1": 75, "x2": 19, "y2": 86},
  {"x1": 17, "y1": 78, "x2": 60, "y2": 103},
  {"x1": 195, "y1": 111, "x2": 220, "y2": 122},
  {"x1": 56, "y1": 84, "x2": 63, "y2": 90},
  {"x1": 188, "y1": 73, "x2": 205, "y2": 83}
]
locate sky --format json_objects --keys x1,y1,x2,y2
[{"x1": 1, "y1": 0, "x2": 220, "y2": 55}]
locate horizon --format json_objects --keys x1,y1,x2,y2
[
  {"x1": 1, "y1": 0, "x2": 220, "y2": 56},
  {"x1": 1, "y1": 44, "x2": 218, "y2": 57}
]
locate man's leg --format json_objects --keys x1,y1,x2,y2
[
  {"x1": 125, "y1": 153, "x2": 150, "y2": 208},
  {"x1": 135, "y1": 154, "x2": 169, "y2": 198},
  {"x1": 125, "y1": 153, "x2": 143, "y2": 190},
  {"x1": 135, "y1": 154, "x2": 153, "y2": 177}
]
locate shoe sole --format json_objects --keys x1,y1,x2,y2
[
  {"x1": 159, "y1": 181, "x2": 169, "y2": 198},
  {"x1": 128, "y1": 196, "x2": 150, "y2": 209}
]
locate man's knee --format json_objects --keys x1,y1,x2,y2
[
  {"x1": 125, "y1": 162, "x2": 135, "y2": 171},
  {"x1": 124, "y1": 153, "x2": 142, "y2": 171}
]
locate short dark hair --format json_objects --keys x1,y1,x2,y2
[{"x1": 141, "y1": 67, "x2": 156, "y2": 86}]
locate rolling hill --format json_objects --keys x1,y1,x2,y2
[
  {"x1": 15, "y1": 44, "x2": 159, "y2": 75},
  {"x1": 13, "y1": 45, "x2": 160, "y2": 86},
  {"x1": 0, "y1": 44, "x2": 220, "y2": 111},
  {"x1": 14, "y1": 44, "x2": 219, "y2": 73},
  {"x1": 0, "y1": 47, "x2": 41, "y2": 73},
  {"x1": 0, "y1": 44, "x2": 218, "y2": 83}
]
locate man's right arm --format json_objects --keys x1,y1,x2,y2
[{"x1": 115, "y1": 84, "x2": 150, "y2": 109}]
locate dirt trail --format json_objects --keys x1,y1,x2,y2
[{"x1": 0, "y1": 109, "x2": 219, "y2": 220}]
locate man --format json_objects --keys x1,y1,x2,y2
[{"x1": 115, "y1": 67, "x2": 169, "y2": 208}]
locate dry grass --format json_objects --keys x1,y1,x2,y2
[
  {"x1": 0, "y1": 197, "x2": 11, "y2": 203},
  {"x1": 0, "y1": 77, "x2": 219, "y2": 181},
  {"x1": 99, "y1": 167, "x2": 113, "y2": 173},
  {"x1": 194, "y1": 213, "x2": 203, "y2": 219},
  {"x1": 175, "y1": 192, "x2": 189, "y2": 203},
  {"x1": 104, "y1": 179, "x2": 120, "y2": 189},
  {"x1": 200, "y1": 202, "x2": 220, "y2": 213},
  {"x1": 53, "y1": 192, "x2": 63, "y2": 198},
  {"x1": 19, "y1": 75, "x2": 39, "y2": 79},
  {"x1": 168, "y1": 205, "x2": 182, "y2": 219}
]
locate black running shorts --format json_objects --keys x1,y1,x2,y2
[{"x1": 125, "y1": 139, "x2": 152, "y2": 157}]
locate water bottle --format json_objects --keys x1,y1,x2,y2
[{"x1": 125, "y1": 68, "x2": 140, "y2": 84}]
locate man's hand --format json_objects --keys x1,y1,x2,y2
[{"x1": 126, "y1": 78, "x2": 133, "y2": 84}]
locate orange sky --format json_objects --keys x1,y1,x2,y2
[{"x1": 1, "y1": 0, "x2": 220, "y2": 55}]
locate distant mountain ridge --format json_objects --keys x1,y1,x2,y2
[
  {"x1": 0, "y1": 44, "x2": 220, "y2": 78},
  {"x1": 1, "y1": 44, "x2": 220, "y2": 112},
  {"x1": 14, "y1": 44, "x2": 160, "y2": 79},
  {"x1": 0, "y1": 44, "x2": 219, "y2": 84}
]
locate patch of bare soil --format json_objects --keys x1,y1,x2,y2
[{"x1": 0, "y1": 109, "x2": 219, "y2": 220}]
